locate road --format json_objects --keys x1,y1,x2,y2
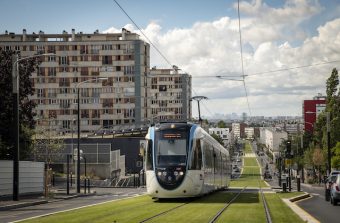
[
  {"x1": 250, "y1": 141, "x2": 340, "y2": 223},
  {"x1": 298, "y1": 184, "x2": 340, "y2": 223},
  {"x1": 0, "y1": 188, "x2": 146, "y2": 223}
]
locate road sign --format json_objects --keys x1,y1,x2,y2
[{"x1": 285, "y1": 159, "x2": 292, "y2": 166}]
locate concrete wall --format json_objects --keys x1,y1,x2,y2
[{"x1": 0, "y1": 160, "x2": 44, "y2": 197}]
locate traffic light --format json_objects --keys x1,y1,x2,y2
[{"x1": 285, "y1": 140, "x2": 292, "y2": 158}]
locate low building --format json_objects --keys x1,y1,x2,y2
[{"x1": 259, "y1": 127, "x2": 288, "y2": 160}]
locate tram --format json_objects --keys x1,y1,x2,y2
[{"x1": 144, "y1": 122, "x2": 231, "y2": 198}]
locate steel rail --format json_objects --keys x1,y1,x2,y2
[
  {"x1": 209, "y1": 186, "x2": 247, "y2": 223},
  {"x1": 139, "y1": 201, "x2": 191, "y2": 223},
  {"x1": 259, "y1": 181, "x2": 272, "y2": 223}
]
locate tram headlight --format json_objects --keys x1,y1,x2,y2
[
  {"x1": 179, "y1": 171, "x2": 184, "y2": 176},
  {"x1": 162, "y1": 171, "x2": 167, "y2": 176},
  {"x1": 157, "y1": 171, "x2": 162, "y2": 176},
  {"x1": 174, "y1": 171, "x2": 179, "y2": 176}
]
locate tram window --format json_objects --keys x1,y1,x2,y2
[
  {"x1": 146, "y1": 139, "x2": 153, "y2": 170},
  {"x1": 189, "y1": 139, "x2": 202, "y2": 170}
]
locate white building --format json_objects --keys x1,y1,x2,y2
[
  {"x1": 259, "y1": 127, "x2": 288, "y2": 160},
  {"x1": 208, "y1": 128, "x2": 230, "y2": 147},
  {"x1": 232, "y1": 123, "x2": 241, "y2": 139},
  {"x1": 244, "y1": 127, "x2": 254, "y2": 139}
]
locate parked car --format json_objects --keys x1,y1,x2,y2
[
  {"x1": 330, "y1": 174, "x2": 340, "y2": 205},
  {"x1": 325, "y1": 170, "x2": 340, "y2": 201}
]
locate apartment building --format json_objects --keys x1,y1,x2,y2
[
  {"x1": 244, "y1": 127, "x2": 254, "y2": 140},
  {"x1": 302, "y1": 94, "x2": 326, "y2": 133},
  {"x1": 0, "y1": 29, "x2": 150, "y2": 133},
  {"x1": 149, "y1": 66, "x2": 191, "y2": 122},
  {"x1": 231, "y1": 123, "x2": 240, "y2": 139}
]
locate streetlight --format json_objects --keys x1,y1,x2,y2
[
  {"x1": 305, "y1": 111, "x2": 331, "y2": 175},
  {"x1": 75, "y1": 77, "x2": 108, "y2": 193},
  {"x1": 12, "y1": 53, "x2": 55, "y2": 201},
  {"x1": 191, "y1": 96, "x2": 207, "y2": 126}
]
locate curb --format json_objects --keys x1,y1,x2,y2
[
  {"x1": 289, "y1": 193, "x2": 311, "y2": 202},
  {"x1": 0, "y1": 200, "x2": 48, "y2": 211},
  {"x1": 0, "y1": 192, "x2": 96, "y2": 211}
]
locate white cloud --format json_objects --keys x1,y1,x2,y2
[{"x1": 103, "y1": 0, "x2": 340, "y2": 117}]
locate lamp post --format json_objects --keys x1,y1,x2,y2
[
  {"x1": 11, "y1": 53, "x2": 55, "y2": 201},
  {"x1": 191, "y1": 96, "x2": 207, "y2": 126},
  {"x1": 75, "y1": 77, "x2": 108, "y2": 193}
]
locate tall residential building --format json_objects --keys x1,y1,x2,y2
[
  {"x1": 302, "y1": 94, "x2": 326, "y2": 133},
  {"x1": 149, "y1": 66, "x2": 191, "y2": 122},
  {"x1": 231, "y1": 123, "x2": 241, "y2": 139},
  {"x1": 0, "y1": 29, "x2": 150, "y2": 133}
]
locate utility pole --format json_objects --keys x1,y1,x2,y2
[
  {"x1": 326, "y1": 112, "x2": 331, "y2": 175},
  {"x1": 191, "y1": 96, "x2": 207, "y2": 126},
  {"x1": 12, "y1": 54, "x2": 19, "y2": 201}
]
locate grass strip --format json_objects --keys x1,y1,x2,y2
[
  {"x1": 216, "y1": 193, "x2": 266, "y2": 223},
  {"x1": 147, "y1": 192, "x2": 235, "y2": 223},
  {"x1": 22, "y1": 195, "x2": 185, "y2": 223},
  {"x1": 244, "y1": 157, "x2": 259, "y2": 166},
  {"x1": 264, "y1": 193, "x2": 305, "y2": 223}
]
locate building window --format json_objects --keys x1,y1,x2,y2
[{"x1": 48, "y1": 67, "x2": 56, "y2": 76}]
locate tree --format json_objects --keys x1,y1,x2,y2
[
  {"x1": 211, "y1": 133, "x2": 224, "y2": 146},
  {"x1": 331, "y1": 142, "x2": 340, "y2": 170},
  {"x1": 217, "y1": 120, "x2": 226, "y2": 128},
  {"x1": 33, "y1": 125, "x2": 65, "y2": 165},
  {"x1": 0, "y1": 49, "x2": 38, "y2": 160}
]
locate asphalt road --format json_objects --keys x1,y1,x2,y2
[
  {"x1": 0, "y1": 188, "x2": 146, "y2": 223},
  {"x1": 250, "y1": 141, "x2": 340, "y2": 222},
  {"x1": 298, "y1": 184, "x2": 340, "y2": 223}
]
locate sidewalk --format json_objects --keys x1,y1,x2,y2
[{"x1": 0, "y1": 188, "x2": 96, "y2": 211}]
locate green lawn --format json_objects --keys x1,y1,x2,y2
[
  {"x1": 264, "y1": 193, "x2": 305, "y2": 223},
  {"x1": 244, "y1": 141, "x2": 253, "y2": 154},
  {"x1": 244, "y1": 157, "x2": 259, "y2": 166},
  {"x1": 22, "y1": 191, "x2": 305, "y2": 223},
  {"x1": 22, "y1": 195, "x2": 185, "y2": 223}
]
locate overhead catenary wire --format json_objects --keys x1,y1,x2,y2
[
  {"x1": 113, "y1": 0, "x2": 214, "y2": 120},
  {"x1": 211, "y1": 59, "x2": 340, "y2": 78},
  {"x1": 113, "y1": 0, "x2": 172, "y2": 68},
  {"x1": 237, "y1": 0, "x2": 252, "y2": 116}
]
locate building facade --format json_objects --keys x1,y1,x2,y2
[
  {"x1": 259, "y1": 127, "x2": 288, "y2": 160},
  {"x1": 231, "y1": 123, "x2": 241, "y2": 139},
  {"x1": 302, "y1": 94, "x2": 326, "y2": 133},
  {"x1": 244, "y1": 127, "x2": 254, "y2": 140},
  {"x1": 149, "y1": 66, "x2": 191, "y2": 122},
  {"x1": 0, "y1": 29, "x2": 151, "y2": 133}
]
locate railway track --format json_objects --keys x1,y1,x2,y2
[
  {"x1": 259, "y1": 181, "x2": 272, "y2": 223},
  {"x1": 208, "y1": 186, "x2": 247, "y2": 223},
  {"x1": 139, "y1": 200, "x2": 193, "y2": 223}
]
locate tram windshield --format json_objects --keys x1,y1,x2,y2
[{"x1": 155, "y1": 129, "x2": 188, "y2": 167}]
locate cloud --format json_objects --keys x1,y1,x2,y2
[{"x1": 103, "y1": 1, "x2": 340, "y2": 117}]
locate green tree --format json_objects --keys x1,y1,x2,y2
[
  {"x1": 331, "y1": 142, "x2": 340, "y2": 170},
  {"x1": 0, "y1": 49, "x2": 38, "y2": 160},
  {"x1": 217, "y1": 120, "x2": 226, "y2": 128},
  {"x1": 211, "y1": 133, "x2": 224, "y2": 146}
]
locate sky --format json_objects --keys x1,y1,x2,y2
[{"x1": 1, "y1": 0, "x2": 340, "y2": 118}]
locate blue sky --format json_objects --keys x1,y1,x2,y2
[
  {"x1": 1, "y1": 0, "x2": 340, "y2": 117},
  {"x1": 1, "y1": 0, "x2": 338, "y2": 36}
]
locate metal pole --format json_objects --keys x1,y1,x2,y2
[
  {"x1": 197, "y1": 100, "x2": 202, "y2": 126},
  {"x1": 67, "y1": 155, "x2": 70, "y2": 195},
  {"x1": 326, "y1": 112, "x2": 331, "y2": 175},
  {"x1": 77, "y1": 88, "x2": 80, "y2": 193},
  {"x1": 12, "y1": 54, "x2": 19, "y2": 201}
]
